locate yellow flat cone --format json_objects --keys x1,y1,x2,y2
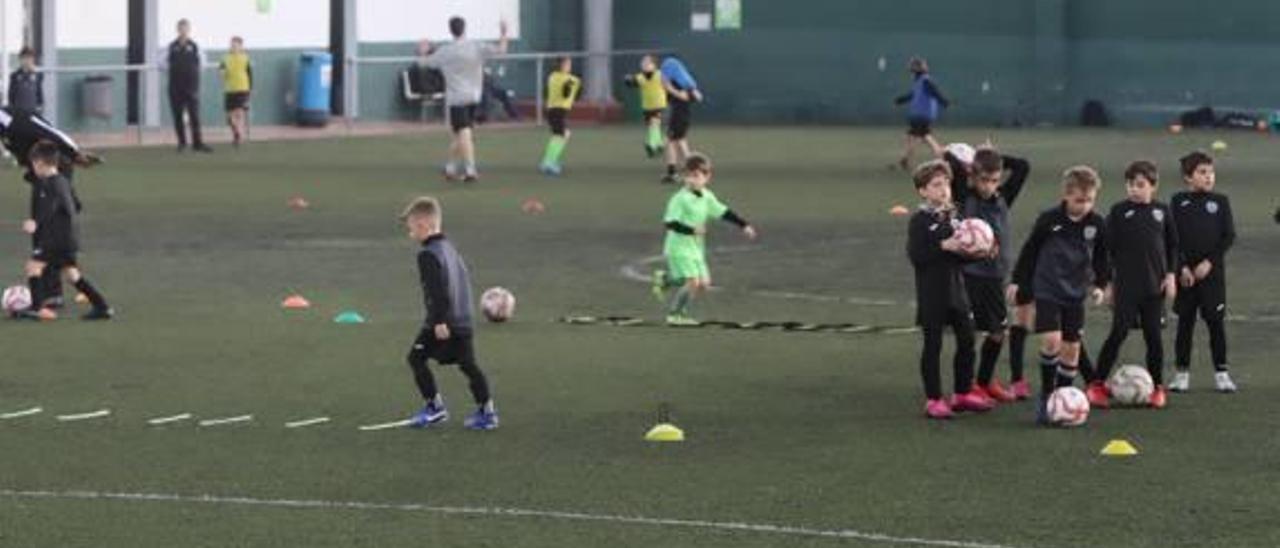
[
  {"x1": 1211, "y1": 140, "x2": 1228, "y2": 151},
  {"x1": 645, "y1": 423, "x2": 684, "y2": 442},
  {"x1": 282, "y1": 295, "x2": 311, "y2": 309},
  {"x1": 1100, "y1": 439, "x2": 1139, "y2": 457}
]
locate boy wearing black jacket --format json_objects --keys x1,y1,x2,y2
[
  {"x1": 19, "y1": 142, "x2": 112, "y2": 320},
  {"x1": 400, "y1": 197, "x2": 497, "y2": 431},
  {"x1": 1170, "y1": 151, "x2": 1237, "y2": 393},
  {"x1": 907, "y1": 160, "x2": 995, "y2": 419},
  {"x1": 1089, "y1": 161, "x2": 1179, "y2": 409},
  {"x1": 945, "y1": 145, "x2": 1030, "y2": 402},
  {"x1": 1008, "y1": 166, "x2": 1108, "y2": 424}
]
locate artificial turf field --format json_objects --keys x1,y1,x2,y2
[{"x1": 1, "y1": 126, "x2": 1278, "y2": 548}]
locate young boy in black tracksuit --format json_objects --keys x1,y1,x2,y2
[
  {"x1": 1169, "y1": 151, "x2": 1237, "y2": 393},
  {"x1": 1008, "y1": 166, "x2": 1109, "y2": 424},
  {"x1": 20, "y1": 142, "x2": 112, "y2": 320},
  {"x1": 941, "y1": 146, "x2": 1029, "y2": 403},
  {"x1": 400, "y1": 197, "x2": 498, "y2": 431},
  {"x1": 1089, "y1": 161, "x2": 1180, "y2": 409},
  {"x1": 907, "y1": 159, "x2": 995, "y2": 419},
  {"x1": 1, "y1": 107, "x2": 102, "y2": 309}
]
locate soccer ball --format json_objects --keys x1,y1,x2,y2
[
  {"x1": 480, "y1": 287, "x2": 516, "y2": 323},
  {"x1": 2, "y1": 285, "x2": 31, "y2": 315},
  {"x1": 953, "y1": 218, "x2": 995, "y2": 256},
  {"x1": 945, "y1": 142, "x2": 976, "y2": 165},
  {"x1": 1046, "y1": 387, "x2": 1090, "y2": 427},
  {"x1": 1107, "y1": 365, "x2": 1155, "y2": 406}
]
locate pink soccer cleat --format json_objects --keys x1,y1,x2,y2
[
  {"x1": 1011, "y1": 379, "x2": 1031, "y2": 400},
  {"x1": 950, "y1": 391, "x2": 995, "y2": 413},
  {"x1": 924, "y1": 398, "x2": 954, "y2": 420}
]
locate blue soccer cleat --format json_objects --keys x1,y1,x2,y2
[
  {"x1": 464, "y1": 405, "x2": 499, "y2": 431},
  {"x1": 539, "y1": 163, "x2": 562, "y2": 177},
  {"x1": 409, "y1": 398, "x2": 449, "y2": 429},
  {"x1": 1034, "y1": 396, "x2": 1050, "y2": 426}
]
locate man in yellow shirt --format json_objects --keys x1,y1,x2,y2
[
  {"x1": 219, "y1": 36, "x2": 252, "y2": 147},
  {"x1": 538, "y1": 57, "x2": 581, "y2": 176}
]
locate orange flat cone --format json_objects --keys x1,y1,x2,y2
[
  {"x1": 889, "y1": 204, "x2": 910, "y2": 217},
  {"x1": 282, "y1": 295, "x2": 311, "y2": 309}
]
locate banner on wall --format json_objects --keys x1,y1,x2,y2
[{"x1": 715, "y1": 0, "x2": 741, "y2": 30}]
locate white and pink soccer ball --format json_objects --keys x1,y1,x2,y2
[
  {"x1": 480, "y1": 287, "x2": 516, "y2": 323},
  {"x1": 1107, "y1": 365, "x2": 1155, "y2": 407},
  {"x1": 3, "y1": 285, "x2": 31, "y2": 315},
  {"x1": 952, "y1": 218, "x2": 995, "y2": 256},
  {"x1": 1047, "y1": 386, "x2": 1090, "y2": 427}
]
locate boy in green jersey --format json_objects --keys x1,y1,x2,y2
[{"x1": 653, "y1": 153, "x2": 757, "y2": 325}]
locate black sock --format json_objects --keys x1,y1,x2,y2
[
  {"x1": 26, "y1": 275, "x2": 43, "y2": 310},
  {"x1": 1008, "y1": 326, "x2": 1028, "y2": 382},
  {"x1": 73, "y1": 278, "x2": 109, "y2": 310},
  {"x1": 666, "y1": 164, "x2": 676, "y2": 176},
  {"x1": 1039, "y1": 353, "x2": 1058, "y2": 398},
  {"x1": 1054, "y1": 362, "x2": 1079, "y2": 389},
  {"x1": 1078, "y1": 346, "x2": 1096, "y2": 383},
  {"x1": 977, "y1": 336, "x2": 1002, "y2": 385}
]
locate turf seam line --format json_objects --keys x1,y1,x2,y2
[
  {"x1": 0, "y1": 488, "x2": 1020, "y2": 548},
  {"x1": 56, "y1": 409, "x2": 111, "y2": 422},
  {"x1": 197, "y1": 415, "x2": 254, "y2": 427},
  {"x1": 285, "y1": 417, "x2": 331, "y2": 428},
  {"x1": 0, "y1": 407, "x2": 43, "y2": 420},
  {"x1": 146, "y1": 414, "x2": 193, "y2": 426},
  {"x1": 358, "y1": 419, "x2": 413, "y2": 431}
]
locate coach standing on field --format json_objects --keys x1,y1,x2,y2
[
  {"x1": 167, "y1": 19, "x2": 212, "y2": 153},
  {"x1": 422, "y1": 16, "x2": 508, "y2": 182}
]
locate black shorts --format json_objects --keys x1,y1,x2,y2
[
  {"x1": 668, "y1": 100, "x2": 691, "y2": 140},
  {"x1": 224, "y1": 92, "x2": 250, "y2": 111},
  {"x1": 907, "y1": 118, "x2": 932, "y2": 137},
  {"x1": 1174, "y1": 274, "x2": 1226, "y2": 322},
  {"x1": 547, "y1": 108, "x2": 568, "y2": 136},
  {"x1": 449, "y1": 104, "x2": 478, "y2": 133},
  {"x1": 643, "y1": 109, "x2": 664, "y2": 122},
  {"x1": 964, "y1": 275, "x2": 1008, "y2": 332},
  {"x1": 31, "y1": 247, "x2": 77, "y2": 269},
  {"x1": 408, "y1": 329, "x2": 476, "y2": 366},
  {"x1": 1035, "y1": 299, "x2": 1084, "y2": 342}
]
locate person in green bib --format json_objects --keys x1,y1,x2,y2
[{"x1": 653, "y1": 153, "x2": 757, "y2": 326}]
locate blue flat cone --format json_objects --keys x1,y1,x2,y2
[{"x1": 334, "y1": 311, "x2": 366, "y2": 324}]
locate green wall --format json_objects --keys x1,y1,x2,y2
[{"x1": 613, "y1": 0, "x2": 1280, "y2": 127}]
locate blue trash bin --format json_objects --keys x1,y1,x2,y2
[{"x1": 297, "y1": 51, "x2": 332, "y2": 127}]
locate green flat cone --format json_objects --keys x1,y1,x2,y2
[{"x1": 334, "y1": 311, "x2": 366, "y2": 324}]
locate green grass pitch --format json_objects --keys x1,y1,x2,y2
[{"x1": 1, "y1": 126, "x2": 1278, "y2": 547}]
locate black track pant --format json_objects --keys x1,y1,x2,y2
[
  {"x1": 1095, "y1": 295, "x2": 1165, "y2": 385},
  {"x1": 919, "y1": 309, "x2": 976, "y2": 400}
]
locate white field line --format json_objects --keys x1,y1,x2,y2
[
  {"x1": 146, "y1": 414, "x2": 193, "y2": 426},
  {"x1": 0, "y1": 488, "x2": 1020, "y2": 548},
  {"x1": 197, "y1": 415, "x2": 253, "y2": 427},
  {"x1": 56, "y1": 409, "x2": 111, "y2": 422},
  {"x1": 358, "y1": 419, "x2": 413, "y2": 431},
  {"x1": 284, "y1": 417, "x2": 331, "y2": 429},
  {"x1": 0, "y1": 407, "x2": 43, "y2": 420}
]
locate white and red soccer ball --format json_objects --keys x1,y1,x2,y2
[
  {"x1": 1107, "y1": 365, "x2": 1155, "y2": 407},
  {"x1": 952, "y1": 218, "x2": 995, "y2": 256},
  {"x1": 480, "y1": 287, "x2": 516, "y2": 323},
  {"x1": 3, "y1": 285, "x2": 32, "y2": 315},
  {"x1": 1047, "y1": 386, "x2": 1090, "y2": 427}
]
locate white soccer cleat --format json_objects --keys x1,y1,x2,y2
[
  {"x1": 1168, "y1": 371, "x2": 1190, "y2": 393},
  {"x1": 1214, "y1": 371, "x2": 1238, "y2": 393}
]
